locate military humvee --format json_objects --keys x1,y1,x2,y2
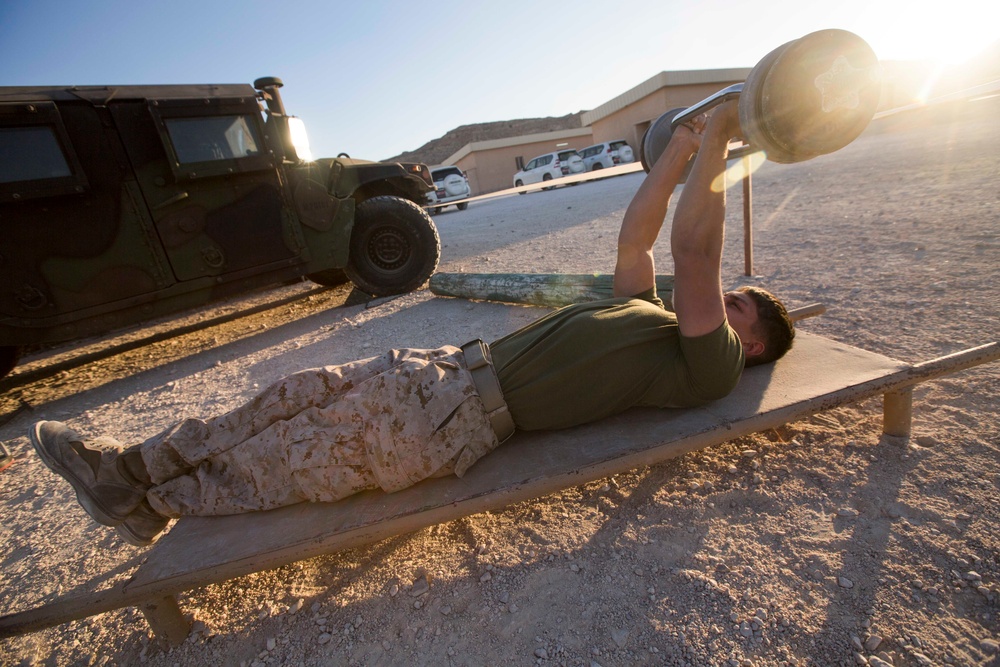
[{"x1": 0, "y1": 77, "x2": 440, "y2": 377}]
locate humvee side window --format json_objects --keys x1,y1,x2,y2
[
  {"x1": 0, "y1": 126, "x2": 72, "y2": 183},
  {"x1": 164, "y1": 115, "x2": 262, "y2": 164},
  {"x1": 0, "y1": 100, "x2": 89, "y2": 202}
]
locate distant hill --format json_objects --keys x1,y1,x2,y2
[{"x1": 386, "y1": 112, "x2": 586, "y2": 166}]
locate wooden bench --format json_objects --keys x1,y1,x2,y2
[{"x1": 2, "y1": 326, "x2": 996, "y2": 646}]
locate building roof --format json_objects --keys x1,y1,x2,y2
[
  {"x1": 444, "y1": 127, "x2": 592, "y2": 165},
  {"x1": 580, "y1": 68, "x2": 752, "y2": 126}
]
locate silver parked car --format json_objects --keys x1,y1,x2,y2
[
  {"x1": 578, "y1": 140, "x2": 635, "y2": 171},
  {"x1": 513, "y1": 149, "x2": 585, "y2": 192}
]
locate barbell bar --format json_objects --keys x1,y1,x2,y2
[{"x1": 640, "y1": 29, "x2": 882, "y2": 170}]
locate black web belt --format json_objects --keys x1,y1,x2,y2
[{"x1": 460, "y1": 339, "x2": 516, "y2": 443}]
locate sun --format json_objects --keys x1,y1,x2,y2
[{"x1": 854, "y1": 1, "x2": 1000, "y2": 65}]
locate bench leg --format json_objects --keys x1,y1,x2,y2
[
  {"x1": 883, "y1": 388, "x2": 913, "y2": 438},
  {"x1": 140, "y1": 595, "x2": 190, "y2": 647}
]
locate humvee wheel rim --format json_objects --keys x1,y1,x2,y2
[{"x1": 367, "y1": 226, "x2": 411, "y2": 272}]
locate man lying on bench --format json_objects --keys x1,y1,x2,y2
[{"x1": 30, "y1": 101, "x2": 795, "y2": 548}]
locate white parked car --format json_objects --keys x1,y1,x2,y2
[
  {"x1": 578, "y1": 140, "x2": 635, "y2": 171},
  {"x1": 513, "y1": 149, "x2": 585, "y2": 192},
  {"x1": 427, "y1": 165, "x2": 471, "y2": 213}
]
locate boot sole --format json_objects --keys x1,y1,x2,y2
[
  {"x1": 30, "y1": 422, "x2": 123, "y2": 526},
  {"x1": 115, "y1": 522, "x2": 163, "y2": 547}
]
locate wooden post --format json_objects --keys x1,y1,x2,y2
[
  {"x1": 883, "y1": 388, "x2": 914, "y2": 437},
  {"x1": 742, "y1": 154, "x2": 753, "y2": 276},
  {"x1": 140, "y1": 595, "x2": 190, "y2": 647}
]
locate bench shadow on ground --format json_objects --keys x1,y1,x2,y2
[{"x1": 570, "y1": 429, "x2": 917, "y2": 661}]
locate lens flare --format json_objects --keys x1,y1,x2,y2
[{"x1": 711, "y1": 150, "x2": 767, "y2": 193}]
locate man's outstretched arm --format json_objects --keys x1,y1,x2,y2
[
  {"x1": 613, "y1": 121, "x2": 702, "y2": 298},
  {"x1": 669, "y1": 101, "x2": 740, "y2": 338}
]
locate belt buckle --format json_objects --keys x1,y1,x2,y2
[{"x1": 462, "y1": 339, "x2": 489, "y2": 370}]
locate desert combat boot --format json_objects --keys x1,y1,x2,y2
[
  {"x1": 30, "y1": 421, "x2": 151, "y2": 526},
  {"x1": 116, "y1": 499, "x2": 171, "y2": 547}
]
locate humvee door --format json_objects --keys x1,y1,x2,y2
[{"x1": 112, "y1": 95, "x2": 304, "y2": 282}]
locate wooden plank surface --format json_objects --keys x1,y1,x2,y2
[{"x1": 0, "y1": 331, "x2": 911, "y2": 637}]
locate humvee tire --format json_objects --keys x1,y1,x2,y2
[{"x1": 345, "y1": 196, "x2": 441, "y2": 296}]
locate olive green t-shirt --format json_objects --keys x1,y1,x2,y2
[{"x1": 489, "y1": 289, "x2": 744, "y2": 431}]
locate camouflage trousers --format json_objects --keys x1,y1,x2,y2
[{"x1": 140, "y1": 347, "x2": 499, "y2": 517}]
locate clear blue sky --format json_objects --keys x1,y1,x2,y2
[{"x1": 2, "y1": 0, "x2": 997, "y2": 161}]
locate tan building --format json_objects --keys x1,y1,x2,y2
[
  {"x1": 442, "y1": 127, "x2": 594, "y2": 197},
  {"x1": 440, "y1": 68, "x2": 752, "y2": 195},
  {"x1": 581, "y1": 68, "x2": 751, "y2": 156}
]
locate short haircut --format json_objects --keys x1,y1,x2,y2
[{"x1": 739, "y1": 286, "x2": 795, "y2": 367}]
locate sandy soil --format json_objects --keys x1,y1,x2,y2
[{"x1": 1, "y1": 96, "x2": 998, "y2": 667}]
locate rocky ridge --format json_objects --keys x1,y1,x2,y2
[{"x1": 385, "y1": 112, "x2": 586, "y2": 166}]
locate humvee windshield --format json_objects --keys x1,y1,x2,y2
[{"x1": 164, "y1": 115, "x2": 263, "y2": 163}]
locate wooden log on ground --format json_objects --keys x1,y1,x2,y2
[
  {"x1": 429, "y1": 273, "x2": 826, "y2": 323},
  {"x1": 429, "y1": 273, "x2": 673, "y2": 307}
]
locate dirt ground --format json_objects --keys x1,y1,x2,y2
[{"x1": 1, "y1": 95, "x2": 998, "y2": 667}]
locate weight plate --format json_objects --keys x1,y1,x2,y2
[
  {"x1": 754, "y1": 29, "x2": 881, "y2": 163},
  {"x1": 739, "y1": 40, "x2": 797, "y2": 163},
  {"x1": 640, "y1": 107, "x2": 688, "y2": 172}
]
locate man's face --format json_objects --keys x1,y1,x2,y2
[{"x1": 724, "y1": 290, "x2": 762, "y2": 354}]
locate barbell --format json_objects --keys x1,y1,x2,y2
[{"x1": 639, "y1": 29, "x2": 882, "y2": 169}]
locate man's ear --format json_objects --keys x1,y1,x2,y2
[{"x1": 743, "y1": 339, "x2": 765, "y2": 358}]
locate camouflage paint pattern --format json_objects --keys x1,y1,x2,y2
[
  {"x1": 0, "y1": 83, "x2": 436, "y2": 353},
  {"x1": 142, "y1": 347, "x2": 499, "y2": 517}
]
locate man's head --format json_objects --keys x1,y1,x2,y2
[{"x1": 724, "y1": 287, "x2": 795, "y2": 367}]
